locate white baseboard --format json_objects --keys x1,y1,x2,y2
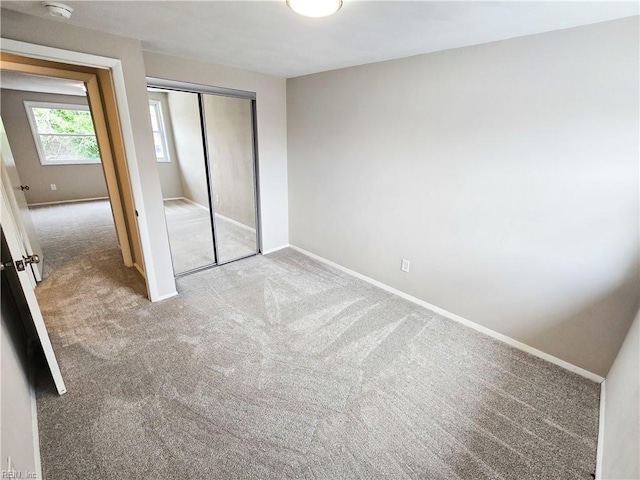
[
  {"x1": 596, "y1": 380, "x2": 606, "y2": 479},
  {"x1": 167, "y1": 196, "x2": 209, "y2": 211},
  {"x1": 166, "y1": 197, "x2": 256, "y2": 233},
  {"x1": 289, "y1": 245, "x2": 605, "y2": 383},
  {"x1": 216, "y1": 213, "x2": 256, "y2": 233},
  {"x1": 28, "y1": 196, "x2": 108, "y2": 207},
  {"x1": 262, "y1": 244, "x2": 291, "y2": 255}
]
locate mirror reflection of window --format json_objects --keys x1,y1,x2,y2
[{"x1": 148, "y1": 99, "x2": 170, "y2": 163}]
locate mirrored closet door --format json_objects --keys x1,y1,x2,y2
[
  {"x1": 202, "y1": 94, "x2": 258, "y2": 264},
  {"x1": 147, "y1": 80, "x2": 259, "y2": 277}
]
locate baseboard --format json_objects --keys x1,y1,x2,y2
[
  {"x1": 28, "y1": 196, "x2": 108, "y2": 207},
  {"x1": 261, "y1": 244, "x2": 290, "y2": 255},
  {"x1": 166, "y1": 197, "x2": 256, "y2": 233},
  {"x1": 133, "y1": 263, "x2": 146, "y2": 278},
  {"x1": 168, "y1": 196, "x2": 209, "y2": 211},
  {"x1": 595, "y1": 380, "x2": 606, "y2": 479},
  {"x1": 216, "y1": 213, "x2": 256, "y2": 233},
  {"x1": 288, "y1": 245, "x2": 605, "y2": 383}
]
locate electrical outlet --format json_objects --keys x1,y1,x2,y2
[
  {"x1": 50, "y1": 184, "x2": 57, "y2": 191},
  {"x1": 401, "y1": 259, "x2": 410, "y2": 272}
]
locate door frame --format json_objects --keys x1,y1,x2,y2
[
  {"x1": 1, "y1": 52, "x2": 136, "y2": 269},
  {"x1": 0, "y1": 39, "x2": 166, "y2": 300}
]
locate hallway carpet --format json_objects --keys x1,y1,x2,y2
[{"x1": 31, "y1": 203, "x2": 600, "y2": 479}]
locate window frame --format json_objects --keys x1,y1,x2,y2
[
  {"x1": 23, "y1": 101, "x2": 101, "y2": 166},
  {"x1": 148, "y1": 99, "x2": 171, "y2": 163}
]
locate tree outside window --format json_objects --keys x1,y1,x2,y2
[{"x1": 25, "y1": 102, "x2": 101, "y2": 165}]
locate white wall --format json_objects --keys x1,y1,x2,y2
[
  {"x1": 287, "y1": 17, "x2": 639, "y2": 377},
  {"x1": 143, "y1": 51, "x2": 289, "y2": 253},
  {"x1": 601, "y1": 310, "x2": 639, "y2": 479},
  {"x1": 1, "y1": 89, "x2": 108, "y2": 204},
  {"x1": 1, "y1": 9, "x2": 178, "y2": 300}
]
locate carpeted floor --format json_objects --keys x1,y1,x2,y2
[
  {"x1": 29, "y1": 200, "x2": 130, "y2": 282},
  {"x1": 30, "y1": 201, "x2": 601, "y2": 479},
  {"x1": 163, "y1": 198, "x2": 257, "y2": 274}
]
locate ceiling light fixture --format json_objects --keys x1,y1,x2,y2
[
  {"x1": 43, "y1": 2, "x2": 73, "y2": 19},
  {"x1": 286, "y1": 0, "x2": 343, "y2": 18}
]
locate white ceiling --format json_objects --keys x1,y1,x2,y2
[
  {"x1": 2, "y1": 1, "x2": 638, "y2": 78},
  {"x1": 0, "y1": 70, "x2": 86, "y2": 96}
]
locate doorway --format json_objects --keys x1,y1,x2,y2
[
  {"x1": 1, "y1": 71, "x2": 122, "y2": 281},
  {"x1": 147, "y1": 79, "x2": 260, "y2": 277},
  {"x1": 0, "y1": 51, "x2": 147, "y2": 293}
]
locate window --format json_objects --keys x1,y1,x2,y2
[
  {"x1": 149, "y1": 100, "x2": 170, "y2": 162},
  {"x1": 24, "y1": 102, "x2": 101, "y2": 165}
]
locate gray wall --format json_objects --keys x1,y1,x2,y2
[
  {"x1": 204, "y1": 94, "x2": 256, "y2": 228},
  {"x1": 1, "y1": 89, "x2": 108, "y2": 205},
  {"x1": 148, "y1": 91, "x2": 183, "y2": 200},
  {"x1": 165, "y1": 91, "x2": 210, "y2": 207},
  {"x1": 287, "y1": 17, "x2": 639, "y2": 377},
  {"x1": 601, "y1": 310, "x2": 639, "y2": 479},
  {"x1": 1, "y1": 253, "x2": 39, "y2": 476}
]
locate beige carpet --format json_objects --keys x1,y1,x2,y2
[
  {"x1": 30, "y1": 200, "x2": 600, "y2": 479},
  {"x1": 163, "y1": 198, "x2": 257, "y2": 274}
]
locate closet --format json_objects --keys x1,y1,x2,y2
[{"x1": 147, "y1": 79, "x2": 259, "y2": 276}]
